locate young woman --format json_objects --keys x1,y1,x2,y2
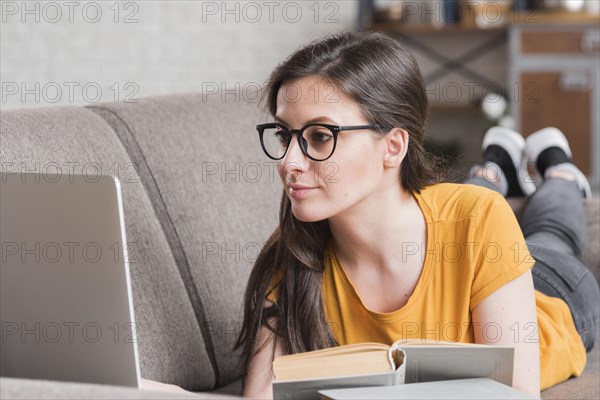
[{"x1": 233, "y1": 31, "x2": 600, "y2": 399}]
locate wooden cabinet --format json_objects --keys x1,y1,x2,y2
[
  {"x1": 519, "y1": 71, "x2": 593, "y2": 175},
  {"x1": 520, "y1": 30, "x2": 598, "y2": 54},
  {"x1": 509, "y1": 24, "x2": 599, "y2": 181}
]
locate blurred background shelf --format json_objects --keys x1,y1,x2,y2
[
  {"x1": 359, "y1": 0, "x2": 599, "y2": 187},
  {"x1": 367, "y1": 22, "x2": 507, "y2": 33}
]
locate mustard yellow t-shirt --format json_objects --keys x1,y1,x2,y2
[{"x1": 266, "y1": 182, "x2": 587, "y2": 390}]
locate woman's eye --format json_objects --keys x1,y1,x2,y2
[
  {"x1": 275, "y1": 130, "x2": 290, "y2": 143},
  {"x1": 311, "y1": 131, "x2": 332, "y2": 142}
]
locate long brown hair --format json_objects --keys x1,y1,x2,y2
[{"x1": 233, "y1": 30, "x2": 448, "y2": 389}]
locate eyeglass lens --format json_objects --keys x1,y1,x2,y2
[{"x1": 261, "y1": 124, "x2": 335, "y2": 160}]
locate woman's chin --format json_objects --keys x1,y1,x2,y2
[{"x1": 291, "y1": 206, "x2": 328, "y2": 223}]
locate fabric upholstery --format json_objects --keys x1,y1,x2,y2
[
  {"x1": 0, "y1": 106, "x2": 216, "y2": 390},
  {"x1": 87, "y1": 93, "x2": 282, "y2": 388}
]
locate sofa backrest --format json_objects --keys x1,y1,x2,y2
[
  {"x1": 86, "y1": 93, "x2": 282, "y2": 388},
  {"x1": 0, "y1": 105, "x2": 220, "y2": 391}
]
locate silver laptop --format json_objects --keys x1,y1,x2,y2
[{"x1": 0, "y1": 172, "x2": 140, "y2": 388}]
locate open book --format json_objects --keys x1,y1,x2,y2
[{"x1": 272, "y1": 339, "x2": 514, "y2": 400}]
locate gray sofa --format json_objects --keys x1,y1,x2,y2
[{"x1": 1, "y1": 92, "x2": 598, "y2": 399}]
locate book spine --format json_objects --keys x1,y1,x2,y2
[
  {"x1": 387, "y1": 344, "x2": 396, "y2": 370},
  {"x1": 393, "y1": 349, "x2": 407, "y2": 385}
]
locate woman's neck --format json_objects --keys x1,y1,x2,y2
[{"x1": 328, "y1": 183, "x2": 425, "y2": 275}]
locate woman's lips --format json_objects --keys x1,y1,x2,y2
[{"x1": 289, "y1": 186, "x2": 317, "y2": 199}]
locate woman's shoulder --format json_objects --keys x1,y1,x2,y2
[
  {"x1": 419, "y1": 182, "x2": 501, "y2": 221},
  {"x1": 422, "y1": 181, "x2": 499, "y2": 199}
]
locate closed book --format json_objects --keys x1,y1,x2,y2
[{"x1": 318, "y1": 377, "x2": 536, "y2": 400}]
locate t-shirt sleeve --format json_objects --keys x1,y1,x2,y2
[{"x1": 469, "y1": 193, "x2": 536, "y2": 311}]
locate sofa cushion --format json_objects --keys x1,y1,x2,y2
[
  {"x1": 88, "y1": 93, "x2": 281, "y2": 388},
  {"x1": 0, "y1": 106, "x2": 216, "y2": 390}
]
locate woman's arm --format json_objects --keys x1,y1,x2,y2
[
  {"x1": 472, "y1": 269, "x2": 541, "y2": 398},
  {"x1": 243, "y1": 300, "x2": 285, "y2": 399}
]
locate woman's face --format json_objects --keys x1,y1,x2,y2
[{"x1": 275, "y1": 76, "x2": 400, "y2": 222}]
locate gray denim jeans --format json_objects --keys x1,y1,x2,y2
[{"x1": 467, "y1": 176, "x2": 600, "y2": 352}]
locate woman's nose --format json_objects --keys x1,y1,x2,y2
[{"x1": 282, "y1": 133, "x2": 309, "y2": 167}]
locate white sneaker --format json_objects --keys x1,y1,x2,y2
[
  {"x1": 525, "y1": 127, "x2": 592, "y2": 199},
  {"x1": 481, "y1": 126, "x2": 537, "y2": 197}
]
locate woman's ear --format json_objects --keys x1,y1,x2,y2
[{"x1": 383, "y1": 128, "x2": 409, "y2": 168}]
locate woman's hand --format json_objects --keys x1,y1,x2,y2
[{"x1": 140, "y1": 378, "x2": 191, "y2": 394}]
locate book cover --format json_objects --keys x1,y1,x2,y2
[{"x1": 318, "y1": 377, "x2": 536, "y2": 400}]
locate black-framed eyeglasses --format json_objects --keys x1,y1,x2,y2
[{"x1": 256, "y1": 123, "x2": 383, "y2": 162}]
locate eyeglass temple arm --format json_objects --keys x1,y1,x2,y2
[{"x1": 337, "y1": 124, "x2": 383, "y2": 131}]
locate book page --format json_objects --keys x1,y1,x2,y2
[
  {"x1": 274, "y1": 342, "x2": 389, "y2": 361},
  {"x1": 273, "y1": 347, "x2": 393, "y2": 381},
  {"x1": 392, "y1": 338, "x2": 492, "y2": 348}
]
